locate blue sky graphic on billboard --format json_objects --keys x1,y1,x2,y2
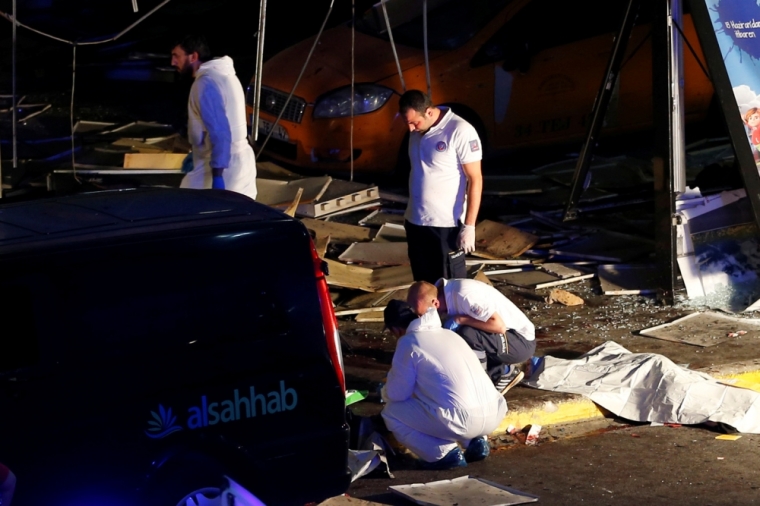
[{"x1": 708, "y1": 0, "x2": 760, "y2": 169}]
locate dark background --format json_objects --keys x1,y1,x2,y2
[{"x1": 0, "y1": 0, "x2": 371, "y2": 126}]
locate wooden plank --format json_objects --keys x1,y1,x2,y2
[
  {"x1": 597, "y1": 264, "x2": 659, "y2": 295},
  {"x1": 335, "y1": 288, "x2": 408, "y2": 312},
  {"x1": 283, "y1": 187, "x2": 303, "y2": 217},
  {"x1": 473, "y1": 269, "x2": 493, "y2": 286},
  {"x1": 123, "y1": 152, "x2": 185, "y2": 169},
  {"x1": 354, "y1": 310, "x2": 386, "y2": 322},
  {"x1": 465, "y1": 259, "x2": 533, "y2": 266},
  {"x1": 338, "y1": 242, "x2": 409, "y2": 266},
  {"x1": 471, "y1": 220, "x2": 538, "y2": 260},
  {"x1": 301, "y1": 218, "x2": 373, "y2": 243},
  {"x1": 335, "y1": 306, "x2": 388, "y2": 316},
  {"x1": 534, "y1": 273, "x2": 595, "y2": 289},
  {"x1": 539, "y1": 263, "x2": 583, "y2": 279}
]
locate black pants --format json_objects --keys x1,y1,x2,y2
[
  {"x1": 404, "y1": 220, "x2": 467, "y2": 283},
  {"x1": 457, "y1": 325, "x2": 537, "y2": 382}
]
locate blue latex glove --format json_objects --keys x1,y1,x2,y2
[
  {"x1": 443, "y1": 317, "x2": 459, "y2": 332},
  {"x1": 212, "y1": 174, "x2": 225, "y2": 190},
  {"x1": 180, "y1": 152, "x2": 193, "y2": 173}
]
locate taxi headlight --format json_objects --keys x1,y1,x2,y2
[{"x1": 313, "y1": 84, "x2": 394, "y2": 119}]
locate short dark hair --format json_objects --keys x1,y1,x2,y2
[
  {"x1": 175, "y1": 34, "x2": 211, "y2": 63},
  {"x1": 384, "y1": 299, "x2": 417, "y2": 331},
  {"x1": 398, "y1": 89, "x2": 432, "y2": 115}
]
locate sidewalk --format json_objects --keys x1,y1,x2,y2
[{"x1": 341, "y1": 277, "x2": 760, "y2": 435}]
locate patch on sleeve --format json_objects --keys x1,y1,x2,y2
[
  {"x1": 469, "y1": 139, "x2": 480, "y2": 152},
  {"x1": 470, "y1": 303, "x2": 486, "y2": 318}
]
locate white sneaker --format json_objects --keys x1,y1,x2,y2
[{"x1": 494, "y1": 366, "x2": 524, "y2": 395}]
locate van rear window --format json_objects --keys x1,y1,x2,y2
[{"x1": 0, "y1": 228, "x2": 320, "y2": 360}]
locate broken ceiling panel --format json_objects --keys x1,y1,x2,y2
[
  {"x1": 325, "y1": 260, "x2": 413, "y2": 292},
  {"x1": 373, "y1": 223, "x2": 407, "y2": 242},
  {"x1": 489, "y1": 269, "x2": 593, "y2": 290},
  {"x1": 301, "y1": 217, "x2": 374, "y2": 243},
  {"x1": 338, "y1": 242, "x2": 409, "y2": 266},
  {"x1": 256, "y1": 176, "x2": 332, "y2": 207},
  {"x1": 472, "y1": 220, "x2": 538, "y2": 260}
]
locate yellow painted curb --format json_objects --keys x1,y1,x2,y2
[
  {"x1": 491, "y1": 369, "x2": 760, "y2": 435},
  {"x1": 715, "y1": 370, "x2": 760, "y2": 393}
]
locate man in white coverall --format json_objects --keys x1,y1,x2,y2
[
  {"x1": 171, "y1": 35, "x2": 257, "y2": 199},
  {"x1": 381, "y1": 299, "x2": 507, "y2": 470}
]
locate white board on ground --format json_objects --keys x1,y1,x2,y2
[
  {"x1": 638, "y1": 311, "x2": 760, "y2": 347},
  {"x1": 390, "y1": 475, "x2": 538, "y2": 506}
]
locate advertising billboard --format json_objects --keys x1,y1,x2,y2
[{"x1": 690, "y1": 0, "x2": 760, "y2": 226}]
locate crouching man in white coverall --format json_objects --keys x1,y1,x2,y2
[
  {"x1": 171, "y1": 35, "x2": 257, "y2": 200},
  {"x1": 381, "y1": 299, "x2": 507, "y2": 470}
]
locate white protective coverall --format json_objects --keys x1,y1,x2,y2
[
  {"x1": 182, "y1": 56, "x2": 257, "y2": 200},
  {"x1": 381, "y1": 309, "x2": 507, "y2": 462}
]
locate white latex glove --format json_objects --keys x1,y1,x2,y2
[
  {"x1": 458, "y1": 224, "x2": 476, "y2": 254},
  {"x1": 380, "y1": 385, "x2": 390, "y2": 404}
]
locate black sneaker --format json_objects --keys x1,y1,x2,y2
[{"x1": 494, "y1": 366, "x2": 524, "y2": 395}]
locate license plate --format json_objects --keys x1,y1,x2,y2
[{"x1": 257, "y1": 118, "x2": 289, "y2": 142}]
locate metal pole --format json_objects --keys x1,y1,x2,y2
[
  {"x1": 252, "y1": 0, "x2": 267, "y2": 142},
  {"x1": 652, "y1": 0, "x2": 682, "y2": 305},
  {"x1": 561, "y1": 0, "x2": 639, "y2": 221},
  {"x1": 671, "y1": 0, "x2": 686, "y2": 193},
  {"x1": 11, "y1": 0, "x2": 17, "y2": 181},
  {"x1": 423, "y1": 0, "x2": 431, "y2": 100}
]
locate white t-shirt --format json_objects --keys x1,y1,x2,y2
[
  {"x1": 439, "y1": 278, "x2": 535, "y2": 341},
  {"x1": 405, "y1": 107, "x2": 483, "y2": 228}
]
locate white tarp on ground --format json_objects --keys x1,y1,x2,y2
[{"x1": 523, "y1": 341, "x2": 760, "y2": 433}]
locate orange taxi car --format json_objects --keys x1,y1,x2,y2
[{"x1": 248, "y1": 0, "x2": 714, "y2": 174}]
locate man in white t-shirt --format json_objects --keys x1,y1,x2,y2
[
  {"x1": 399, "y1": 90, "x2": 483, "y2": 284},
  {"x1": 381, "y1": 300, "x2": 507, "y2": 470},
  {"x1": 407, "y1": 278, "x2": 537, "y2": 395}
]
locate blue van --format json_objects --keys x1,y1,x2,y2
[{"x1": 0, "y1": 188, "x2": 350, "y2": 505}]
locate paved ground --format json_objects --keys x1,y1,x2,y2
[{"x1": 343, "y1": 421, "x2": 760, "y2": 505}]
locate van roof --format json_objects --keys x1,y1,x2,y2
[{"x1": 0, "y1": 188, "x2": 292, "y2": 247}]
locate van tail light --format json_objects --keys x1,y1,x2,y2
[{"x1": 310, "y1": 237, "x2": 346, "y2": 394}]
